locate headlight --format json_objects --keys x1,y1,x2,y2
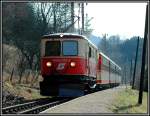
[
  {"x1": 70, "y1": 62, "x2": 76, "y2": 67},
  {"x1": 60, "y1": 33, "x2": 64, "y2": 37},
  {"x1": 46, "y1": 62, "x2": 52, "y2": 67}
]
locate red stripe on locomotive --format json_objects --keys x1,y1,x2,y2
[{"x1": 41, "y1": 56, "x2": 89, "y2": 76}]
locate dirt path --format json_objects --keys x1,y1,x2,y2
[{"x1": 41, "y1": 86, "x2": 126, "y2": 114}]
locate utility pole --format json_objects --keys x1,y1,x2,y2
[
  {"x1": 53, "y1": 4, "x2": 56, "y2": 33},
  {"x1": 124, "y1": 65, "x2": 127, "y2": 89},
  {"x1": 78, "y1": 3, "x2": 80, "y2": 34},
  {"x1": 138, "y1": 4, "x2": 148, "y2": 104},
  {"x1": 81, "y1": 3, "x2": 84, "y2": 35},
  {"x1": 71, "y1": 2, "x2": 74, "y2": 32},
  {"x1": 130, "y1": 59, "x2": 133, "y2": 86},
  {"x1": 132, "y1": 37, "x2": 139, "y2": 89}
]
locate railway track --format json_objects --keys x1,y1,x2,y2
[
  {"x1": 2, "y1": 97, "x2": 72, "y2": 114},
  {"x1": 2, "y1": 97, "x2": 40, "y2": 108}
]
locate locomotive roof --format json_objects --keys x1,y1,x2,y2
[
  {"x1": 100, "y1": 52, "x2": 121, "y2": 70},
  {"x1": 43, "y1": 33, "x2": 84, "y2": 39},
  {"x1": 42, "y1": 33, "x2": 98, "y2": 50}
]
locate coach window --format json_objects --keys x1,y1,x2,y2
[
  {"x1": 93, "y1": 49, "x2": 96, "y2": 58},
  {"x1": 95, "y1": 50, "x2": 97, "y2": 61},
  {"x1": 91, "y1": 47, "x2": 94, "y2": 58},
  {"x1": 113, "y1": 64, "x2": 115, "y2": 73},
  {"x1": 110, "y1": 63, "x2": 113, "y2": 72},
  {"x1": 45, "y1": 41, "x2": 61, "y2": 56},
  {"x1": 63, "y1": 41, "x2": 78, "y2": 56},
  {"x1": 102, "y1": 57, "x2": 106, "y2": 66},
  {"x1": 115, "y1": 66, "x2": 116, "y2": 74}
]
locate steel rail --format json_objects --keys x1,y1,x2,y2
[{"x1": 2, "y1": 98, "x2": 71, "y2": 114}]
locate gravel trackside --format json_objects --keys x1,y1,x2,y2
[{"x1": 41, "y1": 86, "x2": 126, "y2": 114}]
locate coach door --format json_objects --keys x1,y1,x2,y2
[
  {"x1": 88, "y1": 46, "x2": 92, "y2": 77},
  {"x1": 88, "y1": 45, "x2": 97, "y2": 78}
]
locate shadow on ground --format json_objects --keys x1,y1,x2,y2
[{"x1": 113, "y1": 103, "x2": 140, "y2": 112}]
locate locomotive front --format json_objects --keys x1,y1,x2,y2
[{"x1": 40, "y1": 33, "x2": 89, "y2": 96}]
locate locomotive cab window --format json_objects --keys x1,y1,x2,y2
[
  {"x1": 45, "y1": 41, "x2": 61, "y2": 56},
  {"x1": 63, "y1": 41, "x2": 78, "y2": 56}
]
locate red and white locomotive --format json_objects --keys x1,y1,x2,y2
[{"x1": 40, "y1": 33, "x2": 121, "y2": 97}]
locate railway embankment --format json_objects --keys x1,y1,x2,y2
[
  {"x1": 41, "y1": 86, "x2": 147, "y2": 114},
  {"x1": 2, "y1": 81, "x2": 45, "y2": 108}
]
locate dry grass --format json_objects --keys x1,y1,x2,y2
[
  {"x1": 111, "y1": 87, "x2": 148, "y2": 114},
  {"x1": 2, "y1": 44, "x2": 46, "y2": 100},
  {"x1": 3, "y1": 80, "x2": 46, "y2": 100}
]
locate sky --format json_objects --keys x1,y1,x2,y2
[{"x1": 82, "y1": 3, "x2": 147, "y2": 39}]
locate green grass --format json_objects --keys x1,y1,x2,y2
[{"x1": 111, "y1": 87, "x2": 148, "y2": 113}]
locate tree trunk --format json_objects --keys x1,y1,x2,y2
[
  {"x1": 25, "y1": 71, "x2": 30, "y2": 84},
  {"x1": 18, "y1": 69, "x2": 24, "y2": 84},
  {"x1": 32, "y1": 72, "x2": 40, "y2": 87},
  {"x1": 9, "y1": 68, "x2": 14, "y2": 83}
]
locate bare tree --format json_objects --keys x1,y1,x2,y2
[
  {"x1": 16, "y1": 50, "x2": 27, "y2": 84},
  {"x1": 2, "y1": 44, "x2": 11, "y2": 70},
  {"x1": 3, "y1": 44, "x2": 18, "y2": 82},
  {"x1": 34, "y1": 2, "x2": 75, "y2": 34}
]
